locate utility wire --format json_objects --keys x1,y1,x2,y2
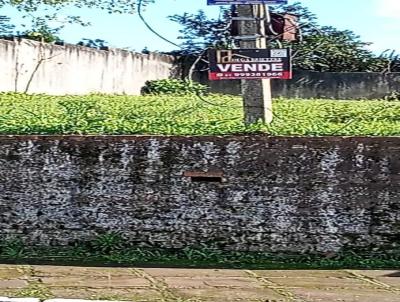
[
  {"x1": 137, "y1": 0, "x2": 181, "y2": 48},
  {"x1": 136, "y1": 0, "x2": 286, "y2": 121}
]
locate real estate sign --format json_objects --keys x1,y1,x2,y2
[
  {"x1": 208, "y1": 48, "x2": 292, "y2": 80},
  {"x1": 207, "y1": 0, "x2": 288, "y2": 5}
]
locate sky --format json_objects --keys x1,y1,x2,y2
[{"x1": 2, "y1": 0, "x2": 400, "y2": 54}]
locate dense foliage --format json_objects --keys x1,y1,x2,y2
[
  {"x1": 0, "y1": 0, "x2": 152, "y2": 14},
  {"x1": 0, "y1": 93, "x2": 399, "y2": 136},
  {"x1": 142, "y1": 79, "x2": 208, "y2": 95},
  {"x1": 169, "y1": 9, "x2": 232, "y2": 55},
  {"x1": 0, "y1": 15, "x2": 13, "y2": 36},
  {"x1": 0, "y1": 0, "x2": 152, "y2": 43},
  {"x1": 2, "y1": 234, "x2": 400, "y2": 269},
  {"x1": 169, "y1": 2, "x2": 400, "y2": 72}
]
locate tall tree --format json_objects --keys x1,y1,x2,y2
[
  {"x1": 0, "y1": 0, "x2": 153, "y2": 14},
  {"x1": 0, "y1": 0, "x2": 153, "y2": 40},
  {"x1": 169, "y1": 8, "x2": 232, "y2": 54},
  {"x1": 0, "y1": 15, "x2": 14, "y2": 37},
  {"x1": 169, "y1": 2, "x2": 400, "y2": 72}
]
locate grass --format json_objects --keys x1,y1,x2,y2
[
  {"x1": 0, "y1": 92, "x2": 399, "y2": 136},
  {"x1": 1, "y1": 235, "x2": 400, "y2": 270},
  {"x1": 14, "y1": 282, "x2": 53, "y2": 299}
]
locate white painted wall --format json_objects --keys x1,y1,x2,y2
[{"x1": 0, "y1": 39, "x2": 177, "y2": 95}]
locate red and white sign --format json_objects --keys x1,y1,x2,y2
[{"x1": 208, "y1": 49, "x2": 292, "y2": 80}]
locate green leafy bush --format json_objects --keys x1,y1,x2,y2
[
  {"x1": 90, "y1": 232, "x2": 126, "y2": 254},
  {"x1": 142, "y1": 79, "x2": 207, "y2": 95},
  {"x1": 0, "y1": 237, "x2": 26, "y2": 259}
]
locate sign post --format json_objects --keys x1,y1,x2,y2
[
  {"x1": 207, "y1": 0, "x2": 291, "y2": 124},
  {"x1": 237, "y1": 4, "x2": 272, "y2": 124},
  {"x1": 207, "y1": 0, "x2": 288, "y2": 5}
]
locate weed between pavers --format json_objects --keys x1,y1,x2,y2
[
  {"x1": 1, "y1": 234, "x2": 400, "y2": 269},
  {"x1": 14, "y1": 282, "x2": 53, "y2": 300}
]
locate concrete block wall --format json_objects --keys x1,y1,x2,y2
[
  {"x1": 0, "y1": 136, "x2": 399, "y2": 253},
  {"x1": 0, "y1": 39, "x2": 178, "y2": 95},
  {"x1": 2, "y1": 38, "x2": 400, "y2": 99}
]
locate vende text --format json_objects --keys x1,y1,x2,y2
[{"x1": 217, "y1": 63, "x2": 284, "y2": 72}]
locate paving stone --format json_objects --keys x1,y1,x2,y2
[
  {"x1": 48, "y1": 288, "x2": 163, "y2": 301},
  {"x1": 0, "y1": 280, "x2": 28, "y2": 289},
  {"x1": 32, "y1": 266, "x2": 135, "y2": 278},
  {"x1": 268, "y1": 276, "x2": 370, "y2": 289},
  {"x1": 3, "y1": 266, "x2": 400, "y2": 302},
  {"x1": 41, "y1": 276, "x2": 149, "y2": 288},
  {"x1": 142, "y1": 268, "x2": 247, "y2": 277},
  {"x1": 176, "y1": 287, "x2": 286, "y2": 302},
  {"x1": 46, "y1": 299, "x2": 128, "y2": 302},
  {"x1": 163, "y1": 276, "x2": 263, "y2": 289},
  {"x1": 0, "y1": 268, "x2": 27, "y2": 279},
  {"x1": 351, "y1": 270, "x2": 400, "y2": 289},
  {"x1": 0, "y1": 266, "x2": 21, "y2": 270},
  {"x1": 253, "y1": 270, "x2": 351, "y2": 279},
  {"x1": 0, "y1": 298, "x2": 40, "y2": 302},
  {"x1": 291, "y1": 287, "x2": 400, "y2": 302}
]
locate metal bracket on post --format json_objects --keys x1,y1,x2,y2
[
  {"x1": 232, "y1": 34, "x2": 263, "y2": 40},
  {"x1": 232, "y1": 16, "x2": 268, "y2": 21}
]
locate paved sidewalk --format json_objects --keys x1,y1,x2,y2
[{"x1": 1, "y1": 265, "x2": 400, "y2": 301}]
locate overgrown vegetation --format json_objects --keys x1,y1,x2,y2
[
  {"x1": 1, "y1": 234, "x2": 400, "y2": 269},
  {"x1": 14, "y1": 282, "x2": 53, "y2": 300},
  {"x1": 0, "y1": 92, "x2": 399, "y2": 136},
  {"x1": 142, "y1": 79, "x2": 207, "y2": 95},
  {"x1": 0, "y1": 0, "x2": 152, "y2": 47}
]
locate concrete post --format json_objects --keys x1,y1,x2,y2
[{"x1": 236, "y1": 4, "x2": 273, "y2": 124}]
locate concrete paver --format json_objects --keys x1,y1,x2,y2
[
  {"x1": 0, "y1": 268, "x2": 27, "y2": 280},
  {"x1": 268, "y1": 277, "x2": 368, "y2": 289},
  {"x1": 0, "y1": 298, "x2": 39, "y2": 302},
  {"x1": 0, "y1": 265, "x2": 399, "y2": 302},
  {"x1": 46, "y1": 299, "x2": 127, "y2": 302},
  {"x1": 254, "y1": 270, "x2": 351, "y2": 278},
  {"x1": 33, "y1": 267, "x2": 137, "y2": 278},
  {"x1": 163, "y1": 276, "x2": 264, "y2": 289},
  {"x1": 351, "y1": 270, "x2": 400, "y2": 289},
  {"x1": 40, "y1": 277, "x2": 150, "y2": 288},
  {"x1": 141, "y1": 268, "x2": 248, "y2": 277},
  {"x1": 0, "y1": 281, "x2": 28, "y2": 290},
  {"x1": 175, "y1": 287, "x2": 286, "y2": 302},
  {"x1": 291, "y1": 287, "x2": 400, "y2": 302},
  {"x1": 48, "y1": 288, "x2": 163, "y2": 301}
]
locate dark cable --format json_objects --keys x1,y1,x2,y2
[{"x1": 137, "y1": 0, "x2": 181, "y2": 48}]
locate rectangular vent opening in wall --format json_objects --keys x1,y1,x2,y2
[{"x1": 183, "y1": 171, "x2": 223, "y2": 183}]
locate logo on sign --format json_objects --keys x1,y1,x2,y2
[
  {"x1": 208, "y1": 49, "x2": 292, "y2": 80},
  {"x1": 207, "y1": 0, "x2": 288, "y2": 5}
]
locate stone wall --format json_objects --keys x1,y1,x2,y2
[
  {"x1": 0, "y1": 38, "x2": 178, "y2": 95},
  {"x1": 0, "y1": 136, "x2": 399, "y2": 253}
]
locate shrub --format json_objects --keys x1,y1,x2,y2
[
  {"x1": 384, "y1": 91, "x2": 400, "y2": 101},
  {"x1": 142, "y1": 79, "x2": 207, "y2": 95},
  {"x1": 90, "y1": 232, "x2": 126, "y2": 254}
]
